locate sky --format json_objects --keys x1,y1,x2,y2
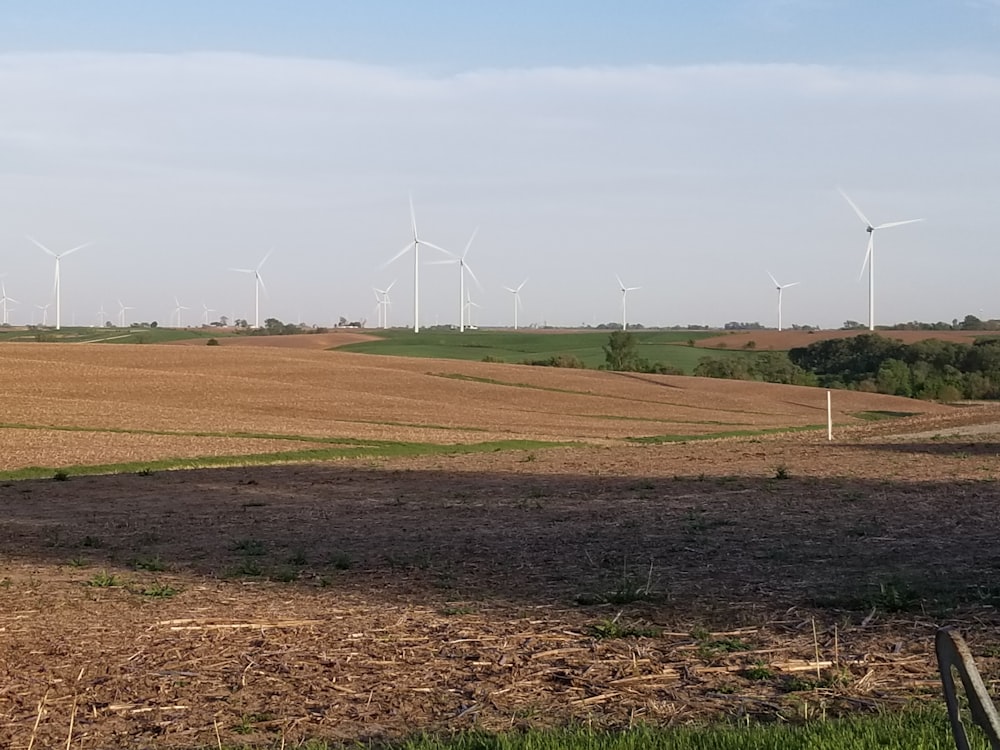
[{"x1": 1, "y1": 1, "x2": 999, "y2": 330}]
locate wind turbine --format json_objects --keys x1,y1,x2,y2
[
  {"x1": 96, "y1": 304, "x2": 106, "y2": 328},
  {"x1": 839, "y1": 189, "x2": 924, "y2": 331},
  {"x1": 431, "y1": 227, "x2": 480, "y2": 332},
  {"x1": 0, "y1": 283, "x2": 18, "y2": 326},
  {"x1": 616, "y1": 275, "x2": 641, "y2": 330},
  {"x1": 202, "y1": 303, "x2": 216, "y2": 326},
  {"x1": 382, "y1": 195, "x2": 448, "y2": 333},
  {"x1": 172, "y1": 297, "x2": 191, "y2": 328},
  {"x1": 503, "y1": 279, "x2": 528, "y2": 330},
  {"x1": 766, "y1": 272, "x2": 800, "y2": 332},
  {"x1": 231, "y1": 251, "x2": 271, "y2": 328},
  {"x1": 36, "y1": 303, "x2": 51, "y2": 327},
  {"x1": 27, "y1": 236, "x2": 92, "y2": 330},
  {"x1": 464, "y1": 290, "x2": 482, "y2": 329},
  {"x1": 373, "y1": 280, "x2": 396, "y2": 329},
  {"x1": 117, "y1": 300, "x2": 134, "y2": 328}
]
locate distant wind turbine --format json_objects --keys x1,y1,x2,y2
[
  {"x1": 202, "y1": 303, "x2": 216, "y2": 326},
  {"x1": 117, "y1": 300, "x2": 134, "y2": 328},
  {"x1": 839, "y1": 189, "x2": 924, "y2": 331},
  {"x1": 36, "y1": 303, "x2": 51, "y2": 327},
  {"x1": 503, "y1": 279, "x2": 528, "y2": 330},
  {"x1": 382, "y1": 195, "x2": 449, "y2": 333},
  {"x1": 766, "y1": 271, "x2": 800, "y2": 332},
  {"x1": 373, "y1": 280, "x2": 396, "y2": 329},
  {"x1": 464, "y1": 290, "x2": 482, "y2": 329},
  {"x1": 96, "y1": 304, "x2": 106, "y2": 328},
  {"x1": 172, "y1": 296, "x2": 191, "y2": 328},
  {"x1": 0, "y1": 283, "x2": 18, "y2": 326},
  {"x1": 231, "y1": 250, "x2": 271, "y2": 328},
  {"x1": 431, "y1": 227, "x2": 480, "y2": 332},
  {"x1": 616, "y1": 275, "x2": 641, "y2": 330},
  {"x1": 27, "y1": 236, "x2": 92, "y2": 331}
]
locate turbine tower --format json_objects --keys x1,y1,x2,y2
[
  {"x1": 231, "y1": 251, "x2": 271, "y2": 328},
  {"x1": 616, "y1": 275, "x2": 641, "y2": 330},
  {"x1": 382, "y1": 195, "x2": 448, "y2": 333},
  {"x1": 839, "y1": 189, "x2": 923, "y2": 331},
  {"x1": 27, "y1": 236, "x2": 92, "y2": 330},
  {"x1": 503, "y1": 279, "x2": 528, "y2": 330},
  {"x1": 766, "y1": 271, "x2": 800, "y2": 332}
]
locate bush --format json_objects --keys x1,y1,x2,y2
[{"x1": 206, "y1": 338, "x2": 219, "y2": 346}]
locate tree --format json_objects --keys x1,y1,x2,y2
[{"x1": 603, "y1": 330, "x2": 640, "y2": 371}]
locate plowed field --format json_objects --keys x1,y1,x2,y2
[{"x1": 2, "y1": 342, "x2": 1000, "y2": 748}]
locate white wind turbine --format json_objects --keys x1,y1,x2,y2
[
  {"x1": 96, "y1": 304, "x2": 106, "y2": 328},
  {"x1": 172, "y1": 297, "x2": 191, "y2": 328},
  {"x1": 382, "y1": 195, "x2": 449, "y2": 333},
  {"x1": 27, "y1": 236, "x2": 92, "y2": 330},
  {"x1": 464, "y1": 290, "x2": 482, "y2": 329},
  {"x1": 231, "y1": 251, "x2": 271, "y2": 328},
  {"x1": 839, "y1": 189, "x2": 924, "y2": 331},
  {"x1": 766, "y1": 271, "x2": 800, "y2": 332},
  {"x1": 503, "y1": 279, "x2": 528, "y2": 330},
  {"x1": 202, "y1": 303, "x2": 216, "y2": 326},
  {"x1": 1, "y1": 282, "x2": 18, "y2": 326},
  {"x1": 616, "y1": 275, "x2": 641, "y2": 330},
  {"x1": 373, "y1": 280, "x2": 396, "y2": 329},
  {"x1": 117, "y1": 300, "x2": 134, "y2": 328},
  {"x1": 36, "y1": 303, "x2": 51, "y2": 327},
  {"x1": 431, "y1": 227, "x2": 480, "y2": 332}
]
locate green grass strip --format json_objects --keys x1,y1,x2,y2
[
  {"x1": 209, "y1": 709, "x2": 981, "y2": 749},
  {"x1": 0, "y1": 439, "x2": 568, "y2": 481}
]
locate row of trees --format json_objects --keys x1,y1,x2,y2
[{"x1": 786, "y1": 334, "x2": 1000, "y2": 400}]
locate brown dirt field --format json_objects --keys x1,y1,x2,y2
[
  {"x1": 3, "y1": 344, "x2": 1000, "y2": 747},
  {"x1": 698, "y1": 329, "x2": 992, "y2": 350},
  {"x1": 166, "y1": 331, "x2": 380, "y2": 349}
]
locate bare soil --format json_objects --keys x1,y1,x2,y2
[{"x1": 2, "y1": 344, "x2": 1000, "y2": 748}]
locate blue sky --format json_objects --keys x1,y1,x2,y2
[{"x1": 1, "y1": 2, "x2": 998, "y2": 329}]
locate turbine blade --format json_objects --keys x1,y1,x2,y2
[
  {"x1": 875, "y1": 218, "x2": 925, "y2": 230},
  {"x1": 838, "y1": 188, "x2": 873, "y2": 229},
  {"x1": 382, "y1": 242, "x2": 413, "y2": 269},
  {"x1": 61, "y1": 241, "x2": 93, "y2": 257},
  {"x1": 385, "y1": 279, "x2": 396, "y2": 293},
  {"x1": 420, "y1": 240, "x2": 450, "y2": 255},
  {"x1": 257, "y1": 249, "x2": 272, "y2": 270},
  {"x1": 462, "y1": 227, "x2": 479, "y2": 259},
  {"x1": 409, "y1": 193, "x2": 418, "y2": 239},
  {"x1": 231, "y1": 267, "x2": 255, "y2": 274},
  {"x1": 516, "y1": 279, "x2": 528, "y2": 292},
  {"x1": 859, "y1": 234, "x2": 873, "y2": 280},
  {"x1": 503, "y1": 286, "x2": 516, "y2": 293},
  {"x1": 615, "y1": 274, "x2": 625, "y2": 290},
  {"x1": 26, "y1": 236, "x2": 56, "y2": 257},
  {"x1": 766, "y1": 270, "x2": 779, "y2": 287},
  {"x1": 427, "y1": 258, "x2": 458, "y2": 266},
  {"x1": 464, "y1": 262, "x2": 481, "y2": 289},
  {"x1": 257, "y1": 273, "x2": 268, "y2": 298},
  {"x1": 784, "y1": 281, "x2": 801, "y2": 288}
]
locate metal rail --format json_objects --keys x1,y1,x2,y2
[{"x1": 936, "y1": 626, "x2": 1000, "y2": 749}]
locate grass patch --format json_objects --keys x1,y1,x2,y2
[
  {"x1": 588, "y1": 617, "x2": 662, "y2": 640},
  {"x1": 0, "y1": 433, "x2": 569, "y2": 481},
  {"x1": 86, "y1": 570, "x2": 121, "y2": 588},
  {"x1": 233, "y1": 711, "x2": 985, "y2": 749}
]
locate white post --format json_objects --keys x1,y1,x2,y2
[{"x1": 827, "y1": 390, "x2": 833, "y2": 441}]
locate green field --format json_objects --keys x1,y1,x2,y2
[{"x1": 337, "y1": 329, "x2": 754, "y2": 374}]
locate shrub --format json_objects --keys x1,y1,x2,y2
[{"x1": 206, "y1": 338, "x2": 220, "y2": 346}]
